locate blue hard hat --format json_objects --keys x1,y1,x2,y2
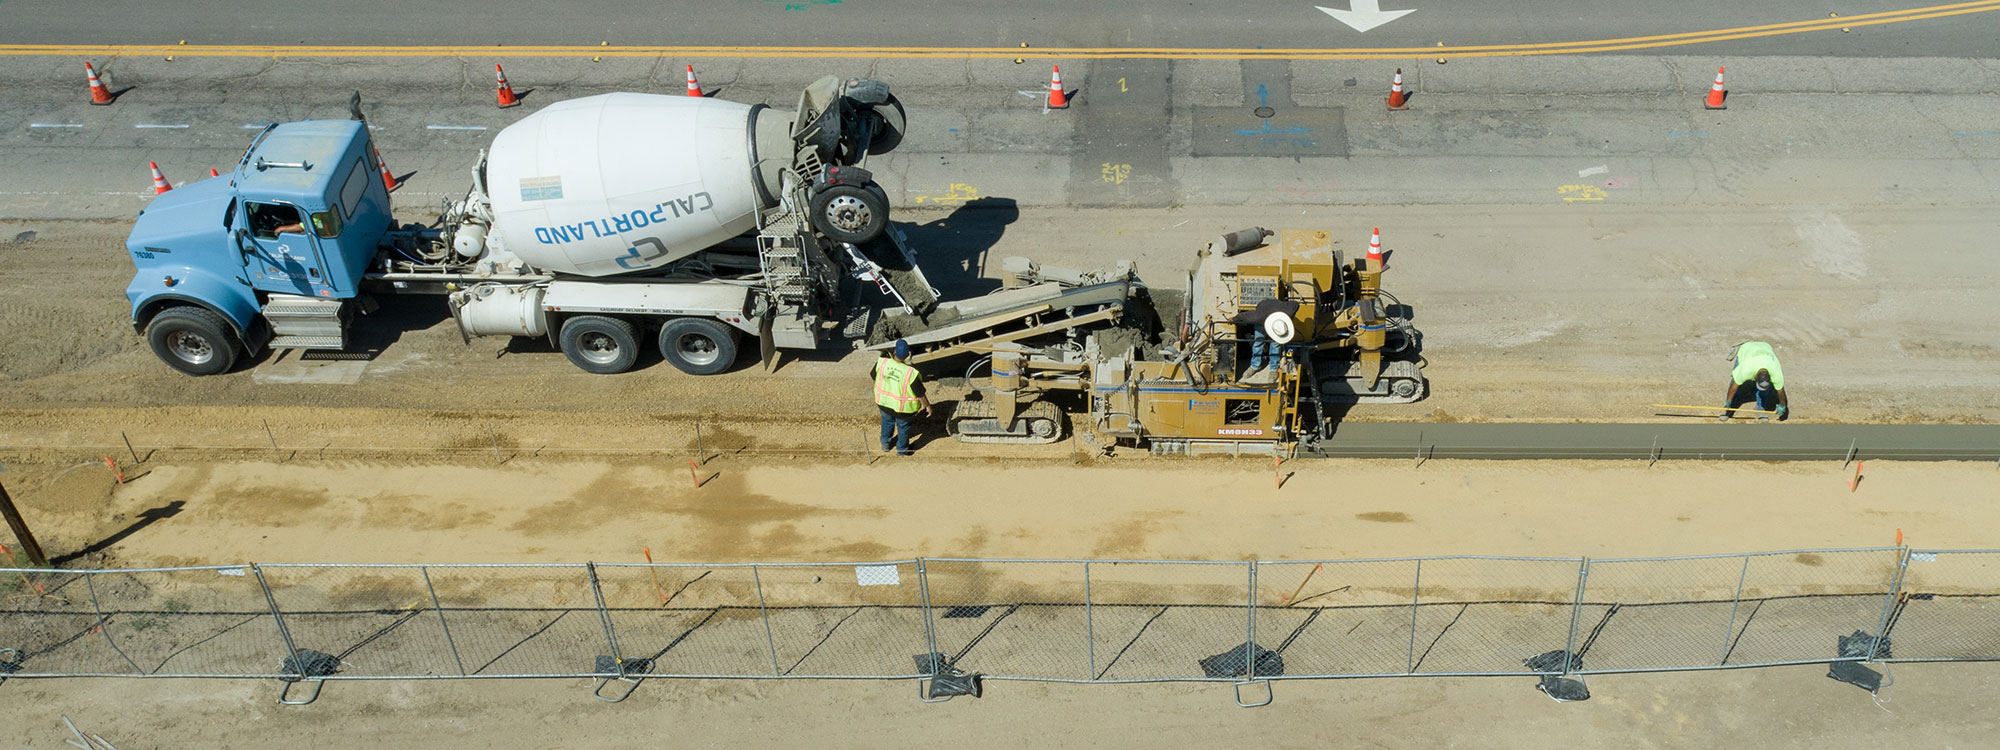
[{"x1": 894, "y1": 339, "x2": 910, "y2": 359}]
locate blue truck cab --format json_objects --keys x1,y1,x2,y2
[{"x1": 125, "y1": 120, "x2": 392, "y2": 374}]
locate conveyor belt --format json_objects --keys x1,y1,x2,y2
[{"x1": 1307, "y1": 423, "x2": 2000, "y2": 461}]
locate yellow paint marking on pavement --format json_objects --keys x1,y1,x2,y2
[
  {"x1": 1559, "y1": 185, "x2": 1608, "y2": 202},
  {"x1": 3, "y1": 0, "x2": 2000, "y2": 60},
  {"x1": 910, "y1": 183, "x2": 981, "y2": 205}
]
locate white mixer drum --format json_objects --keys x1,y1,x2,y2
[{"x1": 487, "y1": 93, "x2": 765, "y2": 277}]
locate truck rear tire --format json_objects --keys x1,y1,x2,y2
[
  {"x1": 809, "y1": 182, "x2": 889, "y2": 245},
  {"x1": 145, "y1": 306, "x2": 240, "y2": 376},
  {"x1": 559, "y1": 315, "x2": 640, "y2": 374},
  {"x1": 657, "y1": 318, "x2": 740, "y2": 376}
]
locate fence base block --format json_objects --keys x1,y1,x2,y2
[
  {"x1": 1827, "y1": 661, "x2": 1885, "y2": 693},
  {"x1": 1535, "y1": 675, "x2": 1591, "y2": 702}
]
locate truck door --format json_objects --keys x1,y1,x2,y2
[{"x1": 238, "y1": 201, "x2": 336, "y2": 297}]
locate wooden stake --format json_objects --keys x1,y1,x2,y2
[
  {"x1": 1849, "y1": 461, "x2": 1864, "y2": 492},
  {"x1": 490, "y1": 428, "x2": 502, "y2": 464},
  {"x1": 688, "y1": 460, "x2": 703, "y2": 488},
  {"x1": 0, "y1": 479, "x2": 48, "y2": 567},
  {"x1": 695, "y1": 422, "x2": 704, "y2": 464},
  {"x1": 643, "y1": 547, "x2": 669, "y2": 604},
  {"x1": 1280, "y1": 562, "x2": 1323, "y2": 603},
  {"x1": 121, "y1": 431, "x2": 139, "y2": 465},
  {"x1": 262, "y1": 419, "x2": 282, "y2": 462}
]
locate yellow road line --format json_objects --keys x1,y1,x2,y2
[{"x1": 1, "y1": 0, "x2": 1993, "y2": 60}]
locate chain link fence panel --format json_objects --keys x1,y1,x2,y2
[
  {"x1": 1081, "y1": 561, "x2": 1250, "y2": 682},
  {"x1": 752, "y1": 561, "x2": 927, "y2": 678},
  {"x1": 593, "y1": 564, "x2": 773, "y2": 677},
  {"x1": 1405, "y1": 557, "x2": 1585, "y2": 676},
  {"x1": 1, "y1": 568, "x2": 129, "y2": 676},
  {"x1": 1719, "y1": 549, "x2": 1901, "y2": 667},
  {"x1": 1573, "y1": 554, "x2": 1754, "y2": 672},
  {"x1": 1882, "y1": 550, "x2": 2000, "y2": 662},
  {"x1": 921, "y1": 559, "x2": 1091, "y2": 680},
  {"x1": 258, "y1": 565, "x2": 470, "y2": 678},
  {"x1": 1253, "y1": 560, "x2": 1419, "y2": 677},
  {"x1": 413, "y1": 564, "x2": 608, "y2": 677},
  {"x1": 86, "y1": 566, "x2": 285, "y2": 677},
  {"x1": 9, "y1": 548, "x2": 2000, "y2": 684}
]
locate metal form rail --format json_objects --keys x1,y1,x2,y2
[{"x1": 1308, "y1": 423, "x2": 2000, "y2": 461}]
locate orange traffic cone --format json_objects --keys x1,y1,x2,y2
[
  {"x1": 373, "y1": 146, "x2": 399, "y2": 193},
  {"x1": 1047, "y1": 65, "x2": 1069, "y2": 109},
  {"x1": 1366, "y1": 227, "x2": 1383, "y2": 268},
  {"x1": 86, "y1": 61, "x2": 115, "y2": 105},
  {"x1": 1704, "y1": 66, "x2": 1727, "y2": 110},
  {"x1": 495, "y1": 64, "x2": 521, "y2": 108},
  {"x1": 148, "y1": 161, "x2": 172, "y2": 194},
  {"x1": 1386, "y1": 68, "x2": 1409, "y2": 110},
  {"x1": 209, "y1": 167, "x2": 221, "y2": 177},
  {"x1": 685, "y1": 64, "x2": 702, "y2": 97}
]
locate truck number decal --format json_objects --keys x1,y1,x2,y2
[{"x1": 533, "y1": 191, "x2": 714, "y2": 245}]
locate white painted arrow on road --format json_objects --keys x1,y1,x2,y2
[{"x1": 1316, "y1": 0, "x2": 1417, "y2": 32}]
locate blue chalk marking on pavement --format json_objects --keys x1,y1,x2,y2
[{"x1": 1236, "y1": 84, "x2": 1312, "y2": 138}]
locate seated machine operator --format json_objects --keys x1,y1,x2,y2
[{"x1": 1231, "y1": 297, "x2": 1298, "y2": 387}]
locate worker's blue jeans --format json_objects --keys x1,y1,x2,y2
[
  {"x1": 1726, "y1": 383, "x2": 1776, "y2": 413},
  {"x1": 879, "y1": 406, "x2": 916, "y2": 455},
  {"x1": 1248, "y1": 331, "x2": 1276, "y2": 370}
]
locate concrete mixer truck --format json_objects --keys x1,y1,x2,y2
[{"x1": 123, "y1": 76, "x2": 936, "y2": 376}]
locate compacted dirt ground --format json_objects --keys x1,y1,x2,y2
[
  {"x1": 3, "y1": 663, "x2": 1995, "y2": 750},
  {"x1": 6, "y1": 212, "x2": 1997, "y2": 427},
  {"x1": 2, "y1": 452, "x2": 1992, "y2": 568},
  {"x1": 3, "y1": 212, "x2": 1995, "y2": 748},
  {"x1": 2, "y1": 452, "x2": 1994, "y2": 749}
]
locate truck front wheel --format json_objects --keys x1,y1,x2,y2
[
  {"x1": 146, "y1": 307, "x2": 240, "y2": 376},
  {"x1": 657, "y1": 318, "x2": 740, "y2": 376},
  {"x1": 809, "y1": 182, "x2": 889, "y2": 245},
  {"x1": 559, "y1": 315, "x2": 640, "y2": 374}
]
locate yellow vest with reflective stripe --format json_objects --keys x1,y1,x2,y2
[
  {"x1": 1731, "y1": 342, "x2": 1784, "y2": 389},
  {"x1": 874, "y1": 358, "x2": 921, "y2": 413}
]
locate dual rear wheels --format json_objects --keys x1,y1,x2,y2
[{"x1": 558, "y1": 315, "x2": 739, "y2": 376}]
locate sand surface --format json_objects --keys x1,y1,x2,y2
[{"x1": 6, "y1": 453, "x2": 1989, "y2": 568}]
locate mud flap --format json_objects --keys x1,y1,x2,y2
[{"x1": 759, "y1": 310, "x2": 777, "y2": 372}]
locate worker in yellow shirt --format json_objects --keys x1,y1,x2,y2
[
  {"x1": 872, "y1": 339, "x2": 933, "y2": 455},
  {"x1": 1720, "y1": 341, "x2": 1789, "y2": 421}
]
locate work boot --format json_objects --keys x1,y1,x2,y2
[{"x1": 1244, "y1": 368, "x2": 1281, "y2": 387}]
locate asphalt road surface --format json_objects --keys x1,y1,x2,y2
[{"x1": 2, "y1": 0, "x2": 1999, "y2": 57}]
